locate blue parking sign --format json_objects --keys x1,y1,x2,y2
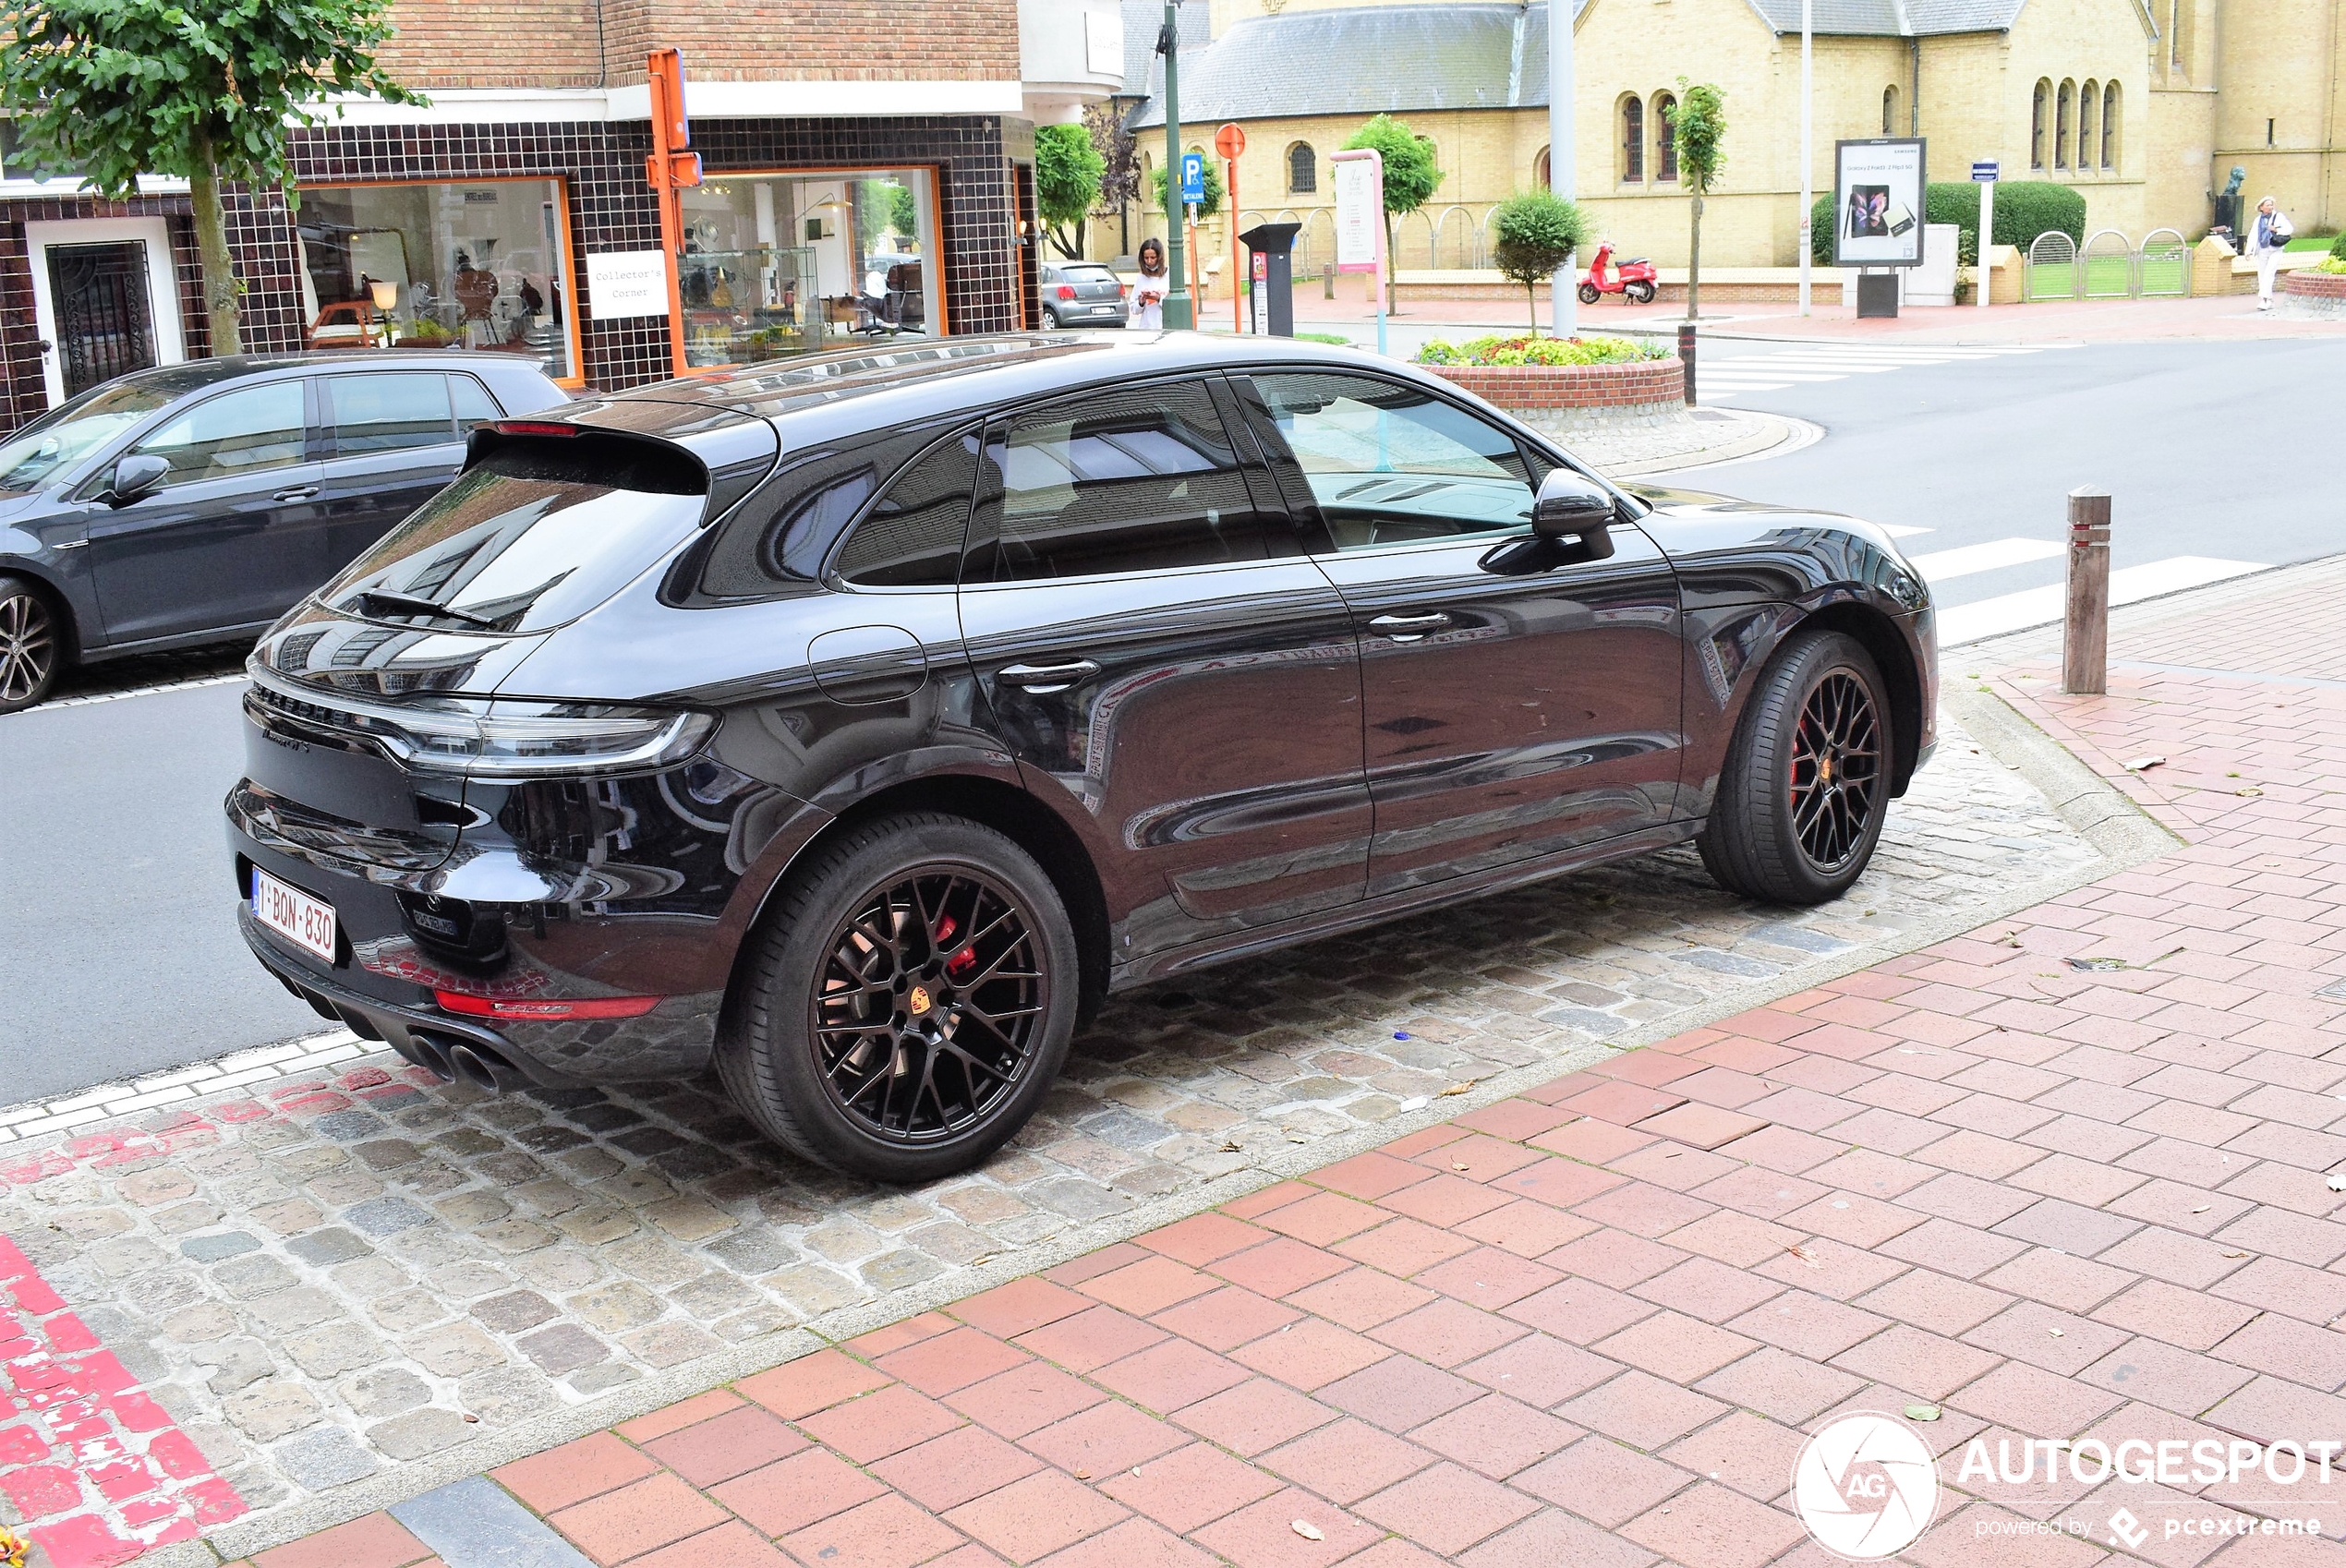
[{"x1": 1180, "y1": 151, "x2": 1206, "y2": 205}]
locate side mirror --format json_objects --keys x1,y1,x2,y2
[
  {"x1": 107, "y1": 453, "x2": 170, "y2": 505},
  {"x1": 1531, "y1": 467, "x2": 1617, "y2": 542}
]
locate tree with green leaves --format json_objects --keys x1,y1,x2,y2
[
  {"x1": 1035, "y1": 122, "x2": 1106, "y2": 259},
  {"x1": 887, "y1": 182, "x2": 921, "y2": 244},
  {"x1": 1664, "y1": 79, "x2": 1727, "y2": 320},
  {"x1": 1150, "y1": 156, "x2": 1224, "y2": 220},
  {"x1": 0, "y1": 0, "x2": 425, "y2": 355},
  {"x1": 1490, "y1": 189, "x2": 1587, "y2": 334},
  {"x1": 1083, "y1": 102, "x2": 1143, "y2": 256},
  {"x1": 1339, "y1": 114, "x2": 1442, "y2": 312}
]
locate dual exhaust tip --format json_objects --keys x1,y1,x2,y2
[{"x1": 405, "y1": 1031, "x2": 531, "y2": 1093}]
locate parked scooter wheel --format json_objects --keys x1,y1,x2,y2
[
  {"x1": 1626, "y1": 280, "x2": 1657, "y2": 305},
  {"x1": 1576, "y1": 283, "x2": 1601, "y2": 305}
]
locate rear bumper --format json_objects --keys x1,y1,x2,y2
[{"x1": 239, "y1": 904, "x2": 550, "y2": 1090}]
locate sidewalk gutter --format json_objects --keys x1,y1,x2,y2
[{"x1": 182, "y1": 687, "x2": 2176, "y2": 1565}]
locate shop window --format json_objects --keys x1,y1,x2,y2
[
  {"x1": 2056, "y1": 80, "x2": 2073, "y2": 168},
  {"x1": 2032, "y1": 79, "x2": 2050, "y2": 168},
  {"x1": 1288, "y1": 143, "x2": 1317, "y2": 194},
  {"x1": 1620, "y1": 97, "x2": 1644, "y2": 183},
  {"x1": 2101, "y1": 82, "x2": 2122, "y2": 168},
  {"x1": 1654, "y1": 93, "x2": 1679, "y2": 182},
  {"x1": 673, "y1": 169, "x2": 941, "y2": 368},
  {"x1": 293, "y1": 178, "x2": 576, "y2": 382}
]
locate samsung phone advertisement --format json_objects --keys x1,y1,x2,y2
[{"x1": 1834, "y1": 138, "x2": 1927, "y2": 267}]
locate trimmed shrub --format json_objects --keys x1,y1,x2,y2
[
  {"x1": 1810, "y1": 181, "x2": 2086, "y2": 266},
  {"x1": 1416, "y1": 333, "x2": 1664, "y2": 368},
  {"x1": 2331, "y1": 230, "x2": 2346, "y2": 260}
]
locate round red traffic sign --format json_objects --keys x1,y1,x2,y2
[{"x1": 1215, "y1": 123, "x2": 1247, "y2": 161}]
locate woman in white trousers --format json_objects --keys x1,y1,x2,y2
[{"x1": 2248, "y1": 197, "x2": 2292, "y2": 310}]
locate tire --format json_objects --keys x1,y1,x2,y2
[
  {"x1": 1576, "y1": 283, "x2": 1602, "y2": 305},
  {"x1": 1626, "y1": 280, "x2": 1657, "y2": 305},
  {"x1": 719, "y1": 812, "x2": 1081, "y2": 1182},
  {"x1": 1696, "y1": 630, "x2": 1893, "y2": 906},
  {"x1": 0, "y1": 574, "x2": 63, "y2": 715},
  {"x1": 1042, "y1": 308, "x2": 1062, "y2": 329}
]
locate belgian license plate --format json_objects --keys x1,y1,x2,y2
[{"x1": 253, "y1": 868, "x2": 337, "y2": 962}]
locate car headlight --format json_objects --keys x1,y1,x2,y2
[{"x1": 249, "y1": 666, "x2": 716, "y2": 778}]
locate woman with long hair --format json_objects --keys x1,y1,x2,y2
[{"x1": 1131, "y1": 236, "x2": 1169, "y2": 330}]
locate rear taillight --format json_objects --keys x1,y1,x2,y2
[
  {"x1": 1056, "y1": 283, "x2": 1076, "y2": 300},
  {"x1": 435, "y1": 991, "x2": 661, "y2": 1020},
  {"x1": 490, "y1": 420, "x2": 579, "y2": 437}
]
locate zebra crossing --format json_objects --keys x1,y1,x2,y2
[
  {"x1": 1695, "y1": 340, "x2": 2074, "y2": 402},
  {"x1": 1890, "y1": 523, "x2": 2268, "y2": 645}
]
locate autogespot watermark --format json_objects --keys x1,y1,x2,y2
[{"x1": 1790, "y1": 1414, "x2": 2332, "y2": 1559}]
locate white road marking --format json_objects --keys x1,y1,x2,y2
[
  {"x1": 1907, "y1": 537, "x2": 2066, "y2": 581},
  {"x1": 1696, "y1": 341, "x2": 2058, "y2": 404},
  {"x1": 1937, "y1": 556, "x2": 2272, "y2": 645}
]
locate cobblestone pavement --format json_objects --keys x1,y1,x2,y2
[
  {"x1": 0, "y1": 718, "x2": 2112, "y2": 1563},
  {"x1": 175, "y1": 554, "x2": 2346, "y2": 1568}
]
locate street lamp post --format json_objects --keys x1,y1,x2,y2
[
  {"x1": 1159, "y1": 4, "x2": 1193, "y2": 330},
  {"x1": 1798, "y1": 0, "x2": 1813, "y2": 315},
  {"x1": 1548, "y1": 0, "x2": 1575, "y2": 335}
]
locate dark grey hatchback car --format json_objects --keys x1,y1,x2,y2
[
  {"x1": 226, "y1": 332, "x2": 1936, "y2": 1182},
  {"x1": 0, "y1": 352, "x2": 566, "y2": 711}
]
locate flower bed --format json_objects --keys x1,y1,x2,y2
[{"x1": 1416, "y1": 334, "x2": 1685, "y2": 413}]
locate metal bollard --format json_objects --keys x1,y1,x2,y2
[
  {"x1": 1677, "y1": 320, "x2": 1698, "y2": 407},
  {"x1": 1323, "y1": 262, "x2": 1336, "y2": 300},
  {"x1": 2062, "y1": 487, "x2": 2110, "y2": 694}
]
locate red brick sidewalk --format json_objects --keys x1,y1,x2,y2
[{"x1": 223, "y1": 570, "x2": 2346, "y2": 1568}]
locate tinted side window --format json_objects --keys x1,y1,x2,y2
[
  {"x1": 450, "y1": 374, "x2": 501, "y2": 432},
  {"x1": 328, "y1": 373, "x2": 455, "y2": 454},
  {"x1": 1246, "y1": 372, "x2": 1547, "y2": 549},
  {"x1": 835, "y1": 430, "x2": 981, "y2": 587},
  {"x1": 969, "y1": 380, "x2": 1272, "y2": 583},
  {"x1": 131, "y1": 382, "x2": 307, "y2": 486},
  {"x1": 688, "y1": 420, "x2": 975, "y2": 599}
]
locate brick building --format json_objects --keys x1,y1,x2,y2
[{"x1": 0, "y1": 0, "x2": 1127, "y2": 431}]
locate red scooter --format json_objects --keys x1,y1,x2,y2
[{"x1": 1578, "y1": 241, "x2": 1658, "y2": 305}]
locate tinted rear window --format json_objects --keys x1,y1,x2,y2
[
  {"x1": 1060, "y1": 265, "x2": 1118, "y2": 283},
  {"x1": 321, "y1": 435, "x2": 706, "y2": 633}
]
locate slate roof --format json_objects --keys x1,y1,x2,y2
[
  {"x1": 1118, "y1": 0, "x2": 1214, "y2": 104},
  {"x1": 1740, "y1": 0, "x2": 2026, "y2": 35},
  {"x1": 1128, "y1": 2, "x2": 1573, "y2": 127}
]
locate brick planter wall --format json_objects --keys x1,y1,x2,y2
[
  {"x1": 1424, "y1": 357, "x2": 1686, "y2": 409},
  {"x1": 2282, "y1": 270, "x2": 2346, "y2": 318}
]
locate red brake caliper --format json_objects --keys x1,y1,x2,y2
[{"x1": 937, "y1": 914, "x2": 976, "y2": 978}]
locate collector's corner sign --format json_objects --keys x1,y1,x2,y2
[
  {"x1": 585, "y1": 249, "x2": 671, "y2": 319},
  {"x1": 1832, "y1": 137, "x2": 1928, "y2": 269}
]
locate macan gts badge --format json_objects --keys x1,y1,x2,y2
[{"x1": 228, "y1": 332, "x2": 1936, "y2": 1182}]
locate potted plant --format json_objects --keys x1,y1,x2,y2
[{"x1": 395, "y1": 316, "x2": 456, "y2": 348}]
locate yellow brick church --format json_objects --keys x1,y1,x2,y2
[{"x1": 1110, "y1": 0, "x2": 2343, "y2": 275}]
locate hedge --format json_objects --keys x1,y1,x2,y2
[
  {"x1": 1809, "y1": 181, "x2": 2087, "y2": 267},
  {"x1": 1416, "y1": 334, "x2": 1664, "y2": 368}
]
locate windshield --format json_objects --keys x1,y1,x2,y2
[
  {"x1": 320, "y1": 436, "x2": 707, "y2": 634},
  {"x1": 0, "y1": 380, "x2": 176, "y2": 494}
]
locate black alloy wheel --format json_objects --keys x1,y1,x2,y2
[
  {"x1": 812, "y1": 867, "x2": 1045, "y2": 1141},
  {"x1": 0, "y1": 575, "x2": 61, "y2": 715},
  {"x1": 1697, "y1": 629, "x2": 1893, "y2": 904},
  {"x1": 720, "y1": 813, "x2": 1079, "y2": 1181},
  {"x1": 1787, "y1": 669, "x2": 1881, "y2": 872}
]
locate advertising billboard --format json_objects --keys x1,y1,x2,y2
[{"x1": 1832, "y1": 139, "x2": 1928, "y2": 269}]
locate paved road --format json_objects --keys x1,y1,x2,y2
[
  {"x1": 3, "y1": 334, "x2": 2337, "y2": 1107},
  {"x1": 0, "y1": 680, "x2": 320, "y2": 1102}
]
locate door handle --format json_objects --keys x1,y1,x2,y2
[
  {"x1": 272, "y1": 486, "x2": 320, "y2": 502},
  {"x1": 1368, "y1": 611, "x2": 1451, "y2": 642},
  {"x1": 997, "y1": 659, "x2": 1101, "y2": 694}
]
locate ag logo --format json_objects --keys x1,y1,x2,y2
[{"x1": 1791, "y1": 1412, "x2": 1940, "y2": 1560}]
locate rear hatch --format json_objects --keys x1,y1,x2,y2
[
  {"x1": 238, "y1": 404, "x2": 777, "y2": 867},
  {"x1": 1057, "y1": 263, "x2": 1126, "y2": 314}
]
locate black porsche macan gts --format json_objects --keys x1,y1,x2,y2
[{"x1": 226, "y1": 332, "x2": 1936, "y2": 1181}]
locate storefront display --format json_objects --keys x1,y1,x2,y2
[
  {"x1": 292, "y1": 178, "x2": 578, "y2": 381},
  {"x1": 671, "y1": 169, "x2": 940, "y2": 367}
]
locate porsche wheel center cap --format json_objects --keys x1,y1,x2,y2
[{"x1": 908, "y1": 985, "x2": 934, "y2": 1016}]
